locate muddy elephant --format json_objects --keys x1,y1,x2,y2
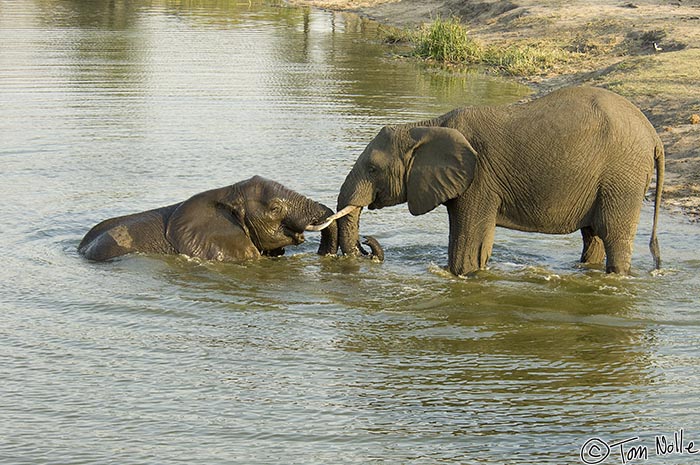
[
  {"x1": 330, "y1": 86, "x2": 664, "y2": 275},
  {"x1": 79, "y1": 176, "x2": 338, "y2": 262}
]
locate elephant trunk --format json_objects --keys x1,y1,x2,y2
[
  {"x1": 336, "y1": 167, "x2": 377, "y2": 257},
  {"x1": 362, "y1": 236, "x2": 384, "y2": 261},
  {"x1": 336, "y1": 206, "x2": 364, "y2": 256}
]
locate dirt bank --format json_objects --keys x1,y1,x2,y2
[{"x1": 287, "y1": 0, "x2": 700, "y2": 218}]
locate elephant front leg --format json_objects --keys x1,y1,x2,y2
[{"x1": 445, "y1": 195, "x2": 498, "y2": 276}]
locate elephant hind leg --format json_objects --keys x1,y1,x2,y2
[
  {"x1": 580, "y1": 227, "x2": 605, "y2": 265},
  {"x1": 597, "y1": 194, "x2": 644, "y2": 275},
  {"x1": 603, "y1": 236, "x2": 635, "y2": 274}
]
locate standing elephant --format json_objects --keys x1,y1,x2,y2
[
  {"x1": 331, "y1": 86, "x2": 664, "y2": 275},
  {"x1": 78, "y1": 176, "x2": 338, "y2": 262}
]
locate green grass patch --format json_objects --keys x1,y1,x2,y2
[
  {"x1": 410, "y1": 17, "x2": 569, "y2": 76},
  {"x1": 413, "y1": 17, "x2": 483, "y2": 63}
]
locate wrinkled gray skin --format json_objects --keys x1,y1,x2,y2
[
  {"x1": 336, "y1": 86, "x2": 664, "y2": 275},
  {"x1": 79, "y1": 176, "x2": 338, "y2": 262}
]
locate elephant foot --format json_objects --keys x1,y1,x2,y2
[{"x1": 361, "y1": 236, "x2": 384, "y2": 262}]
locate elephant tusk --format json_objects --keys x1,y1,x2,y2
[
  {"x1": 305, "y1": 220, "x2": 333, "y2": 232},
  {"x1": 327, "y1": 205, "x2": 359, "y2": 222},
  {"x1": 304, "y1": 205, "x2": 358, "y2": 232}
]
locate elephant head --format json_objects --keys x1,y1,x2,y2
[
  {"x1": 334, "y1": 125, "x2": 478, "y2": 256},
  {"x1": 165, "y1": 176, "x2": 338, "y2": 260},
  {"x1": 79, "y1": 176, "x2": 338, "y2": 262}
]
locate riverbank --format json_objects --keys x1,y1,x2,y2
[{"x1": 286, "y1": 0, "x2": 700, "y2": 218}]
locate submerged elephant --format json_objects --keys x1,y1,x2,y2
[
  {"x1": 330, "y1": 86, "x2": 664, "y2": 275},
  {"x1": 78, "y1": 176, "x2": 339, "y2": 262}
]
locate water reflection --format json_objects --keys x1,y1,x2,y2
[
  {"x1": 149, "y1": 250, "x2": 657, "y2": 417},
  {"x1": 34, "y1": 0, "x2": 140, "y2": 30}
]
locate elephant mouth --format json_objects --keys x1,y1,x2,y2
[{"x1": 284, "y1": 228, "x2": 305, "y2": 245}]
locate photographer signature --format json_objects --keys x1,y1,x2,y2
[{"x1": 580, "y1": 429, "x2": 698, "y2": 464}]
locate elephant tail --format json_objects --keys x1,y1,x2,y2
[{"x1": 649, "y1": 142, "x2": 664, "y2": 270}]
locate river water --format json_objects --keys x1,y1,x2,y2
[{"x1": 1, "y1": 1, "x2": 699, "y2": 464}]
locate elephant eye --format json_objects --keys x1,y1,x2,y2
[
  {"x1": 269, "y1": 200, "x2": 285, "y2": 217},
  {"x1": 366, "y1": 151, "x2": 384, "y2": 175}
]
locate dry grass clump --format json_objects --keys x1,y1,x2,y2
[{"x1": 482, "y1": 41, "x2": 567, "y2": 76}]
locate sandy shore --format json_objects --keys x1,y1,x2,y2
[{"x1": 287, "y1": 0, "x2": 700, "y2": 218}]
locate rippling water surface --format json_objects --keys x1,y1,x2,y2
[{"x1": 2, "y1": 1, "x2": 699, "y2": 464}]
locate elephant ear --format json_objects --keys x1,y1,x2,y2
[
  {"x1": 165, "y1": 190, "x2": 260, "y2": 261},
  {"x1": 406, "y1": 126, "x2": 478, "y2": 216}
]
